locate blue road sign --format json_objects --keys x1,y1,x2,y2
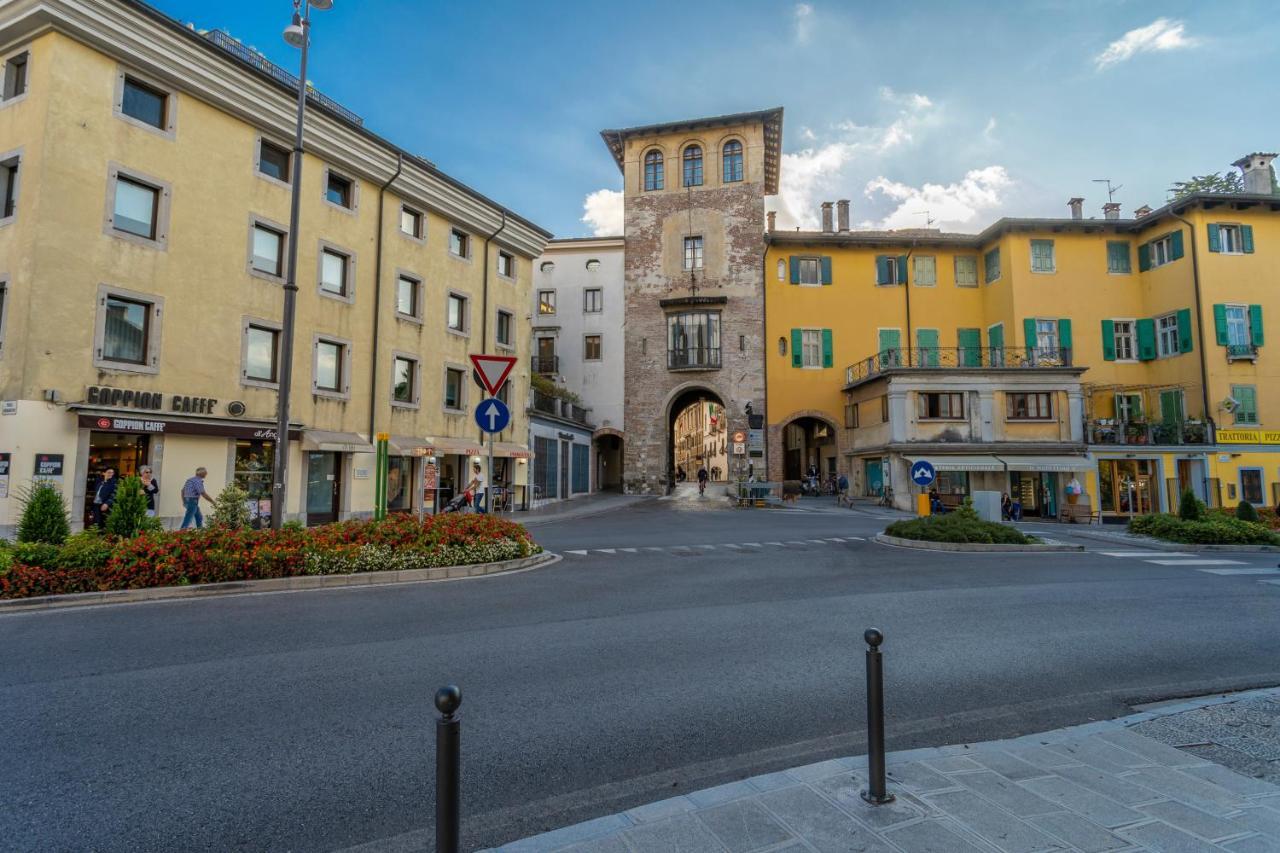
[
  {"x1": 910, "y1": 460, "x2": 937, "y2": 487},
  {"x1": 475, "y1": 397, "x2": 511, "y2": 434}
]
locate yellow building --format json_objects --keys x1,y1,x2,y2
[
  {"x1": 765, "y1": 172, "x2": 1280, "y2": 519},
  {"x1": 0, "y1": 0, "x2": 550, "y2": 531}
]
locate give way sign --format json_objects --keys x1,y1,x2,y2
[{"x1": 469, "y1": 354, "x2": 517, "y2": 397}]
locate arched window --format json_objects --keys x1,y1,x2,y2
[
  {"x1": 722, "y1": 140, "x2": 743, "y2": 183},
  {"x1": 643, "y1": 150, "x2": 664, "y2": 191},
  {"x1": 683, "y1": 145, "x2": 703, "y2": 187},
  {"x1": 539, "y1": 261, "x2": 555, "y2": 273},
  {"x1": 776, "y1": 258, "x2": 786, "y2": 281},
  {"x1": 585, "y1": 259, "x2": 600, "y2": 271}
]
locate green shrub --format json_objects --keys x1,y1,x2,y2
[
  {"x1": 13, "y1": 541, "x2": 60, "y2": 567},
  {"x1": 105, "y1": 476, "x2": 150, "y2": 539},
  {"x1": 1178, "y1": 489, "x2": 1204, "y2": 521},
  {"x1": 55, "y1": 531, "x2": 114, "y2": 570},
  {"x1": 211, "y1": 482, "x2": 251, "y2": 529},
  {"x1": 1236, "y1": 500, "x2": 1260, "y2": 522},
  {"x1": 1128, "y1": 512, "x2": 1280, "y2": 545},
  {"x1": 282, "y1": 519, "x2": 305, "y2": 532},
  {"x1": 16, "y1": 481, "x2": 71, "y2": 545},
  {"x1": 886, "y1": 509, "x2": 1034, "y2": 545}
]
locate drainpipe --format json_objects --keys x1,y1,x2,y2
[
  {"x1": 902, "y1": 242, "x2": 916, "y2": 357},
  {"x1": 1169, "y1": 210, "x2": 1216, "y2": 503},
  {"x1": 368, "y1": 154, "x2": 404, "y2": 442}
]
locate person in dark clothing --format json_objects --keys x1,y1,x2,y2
[
  {"x1": 1001, "y1": 493, "x2": 1013, "y2": 521},
  {"x1": 140, "y1": 466, "x2": 160, "y2": 517},
  {"x1": 94, "y1": 467, "x2": 118, "y2": 528}
]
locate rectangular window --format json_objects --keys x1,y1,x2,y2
[
  {"x1": 1112, "y1": 319, "x2": 1135, "y2": 360},
  {"x1": 1225, "y1": 305, "x2": 1250, "y2": 347},
  {"x1": 325, "y1": 171, "x2": 353, "y2": 208},
  {"x1": 497, "y1": 250, "x2": 514, "y2": 278},
  {"x1": 913, "y1": 255, "x2": 936, "y2": 286},
  {"x1": 1115, "y1": 393, "x2": 1142, "y2": 422},
  {"x1": 319, "y1": 248, "x2": 349, "y2": 297},
  {"x1": 584, "y1": 334, "x2": 602, "y2": 361},
  {"x1": 984, "y1": 247, "x2": 1001, "y2": 283},
  {"x1": 251, "y1": 223, "x2": 284, "y2": 276},
  {"x1": 444, "y1": 367, "x2": 464, "y2": 410},
  {"x1": 584, "y1": 288, "x2": 602, "y2": 313},
  {"x1": 845, "y1": 402, "x2": 859, "y2": 429},
  {"x1": 1006, "y1": 392, "x2": 1053, "y2": 420},
  {"x1": 244, "y1": 324, "x2": 279, "y2": 383},
  {"x1": 936, "y1": 471, "x2": 969, "y2": 495},
  {"x1": 315, "y1": 340, "x2": 343, "y2": 392},
  {"x1": 877, "y1": 255, "x2": 901, "y2": 286},
  {"x1": 396, "y1": 274, "x2": 420, "y2": 318},
  {"x1": 400, "y1": 206, "x2": 423, "y2": 239},
  {"x1": 798, "y1": 257, "x2": 821, "y2": 285},
  {"x1": 1231, "y1": 385, "x2": 1258, "y2": 425},
  {"x1": 121, "y1": 76, "x2": 167, "y2": 129},
  {"x1": 954, "y1": 256, "x2": 978, "y2": 286},
  {"x1": 1219, "y1": 224, "x2": 1242, "y2": 254},
  {"x1": 496, "y1": 310, "x2": 513, "y2": 347},
  {"x1": 1157, "y1": 313, "x2": 1180, "y2": 357},
  {"x1": 2, "y1": 52, "x2": 28, "y2": 101},
  {"x1": 1106, "y1": 241, "x2": 1131, "y2": 273},
  {"x1": 683, "y1": 236, "x2": 704, "y2": 271},
  {"x1": 258, "y1": 140, "x2": 290, "y2": 183},
  {"x1": 392, "y1": 356, "x2": 417, "y2": 404},
  {"x1": 449, "y1": 228, "x2": 469, "y2": 258},
  {"x1": 880, "y1": 396, "x2": 889, "y2": 422},
  {"x1": 1030, "y1": 239, "x2": 1055, "y2": 273},
  {"x1": 112, "y1": 176, "x2": 159, "y2": 239},
  {"x1": 0, "y1": 154, "x2": 16, "y2": 219},
  {"x1": 447, "y1": 294, "x2": 467, "y2": 332},
  {"x1": 1240, "y1": 470, "x2": 1264, "y2": 505},
  {"x1": 1149, "y1": 234, "x2": 1173, "y2": 268},
  {"x1": 918, "y1": 392, "x2": 964, "y2": 419},
  {"x1": 801, "y1": 329, "x2": 822, "y2": 368},
  {"x1": 667, "y1": 311, "x2": 721, "y2": 369},
  {"x1": 102, "y1": 295, "x2": 150, "y2": 364},
  {"x1": 1035, "y1": 319, "x2": 1058, "y2": 352},
  {"x1": 537, "y1": 290, "x2": 556, "y2": 315}
]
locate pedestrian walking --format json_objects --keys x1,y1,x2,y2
[
  {"x1": 180, "y1": 467, "x2": 214, "y2": 529},
  {"x1": 140, "y1": 466, "x2": 160, "y2": 518},
  {"x1": 466, "y1": 462, "x2": 487, "y2": 513},
  {"x1": 93, "y1": 467, "x2": 118, "y2": 529}
]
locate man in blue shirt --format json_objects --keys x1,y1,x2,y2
[{"x1": 181, "y1": 467, "x2": 214, "y2": 529}]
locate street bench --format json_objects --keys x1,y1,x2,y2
[{"x1": 1058, "y1": 502, "x2": 1099, "y2": 525}]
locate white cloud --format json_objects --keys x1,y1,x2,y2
[
  {"x1": 1095, "y1": 18, "x2": 1197, "y2": 70},
  {"x1": 800, "y1": 126, "x2": 817, "y2": 142},
  {"x1": 879, "y1": 87, "x2": 933, "y2": 110},
  {"x1": 864, "y1": 166, "x2": 1012, "y2": 231},
  {"x1": 581, "y1": 188, "x2": 623, "y2": 236},
  {"x1": 793, "y1": 3, "x2": 813, "y2": 44},
  {"x1": 983, "y1": 117, "x2": 998, "y2": 142}
]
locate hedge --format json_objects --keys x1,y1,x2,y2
[
  {"x1": 1128, "y1": 513, "x2": 1280, "y2": 546},
  {"x1": 0, "y1": 513, "x2": 541, "y2": 600},
  {"x1": 885, "y1": 506, "x2": 1035, "y2": 545}
]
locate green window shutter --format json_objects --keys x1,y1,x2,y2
[
  {"x1": 875, "y1": 256, "x2": 890, "y2": 285},
  {"x1": 821, "y1": 329, "x2": 833, "y2": 367},
  {"x1": 1207, "y1": 224, "x2": 1221, "y2": 253},
  {"x1": 1213, "y1": 304, "x2": 1228, "y2": 345},
  {"x1": 917, "y1": 328, "x2": 938, "y2": 367},
  {"x1": 1057, "y1": 318, "x2": 1073, "y2": 353},
  {"x1": 790, "y1": 329, "x2": 803, "y2": 367},
  {"x1": 820, "y1": 256, "x2": 833, "y2": 285},
  {"x1": 1023, "y1": 317, "x2": 1037, "y2": 349},
  {"x1": 1242, "y1": 225, "x2": 1255, "y2": 253},
  {"x1": 1160, "y1": 390, "x2": 1183, "y2": 425},
  {"x1": 1101, "y1": 320, "x2": 1116, "y2": 361},
  {"x1": 788, "y1": 256, "x2": 800, "y2": 284},
  {"x1": 1249, "y1": 304, "x2": 1264, "y2": 346},
  {"x1": 878, "y1": 328, "x2": 900, "y2": 351},
  {"x1": 957, "y1": 328, "x2": 981, "y2": 366},
  {"x1": 1137, "y1": 318, "x2": 1157, "y2": 360},
  {"x1": 1176, "y1": 308, "x2": 1193, "y2": 353},
  {"x1": 1171, "y1": 230, "x2": 1185, "y2": 261},
  {"x1": 987, "y1": 324, "x2": 1003, "y2": 349},
  {"x1": 1241, "y1": 387, "x2": 1257, "y2": 423},
  {"x1": 1107, "y1": 241, "x2": 1130, "y2": 273},
  {"x1": 896, "y1": 255, "x2": 908, "y2": 284},
  {"x1": 1137, "y1": 242, "x2": 1151, "y2": 272}
]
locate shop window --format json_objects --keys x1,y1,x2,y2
[
  {"x1": 1098, "y1": 458, "x2": 1155, "y2": 514},
  {"x1": 257, "y1": 139, "x2": 290, "y2": 183},
  {"x1": 936, "y1": 471, "x2": 969, "y2": 495},
  {"x1": 94, "y1": 286, "x2": 162, "y2": 373},
  {"x1": 234, "y1": 439, "x2": 275, "y2": 524},
  {"x1": 388, "y1": 457, "x2": 413, "y2": 512}
]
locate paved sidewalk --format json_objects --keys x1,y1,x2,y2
[
  {"x1": 517, "y1": 493, "x2": 652, "y2": 526},
  {"x1": 489, "y1": 687, "x2": 1280, "y2": 852}
]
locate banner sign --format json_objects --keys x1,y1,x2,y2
[
  {"x1": 79, "y1": 415, "x2": 301, "y2": 441},
  {"x1": 1216, "y1": 429, "x2": 1280, "y2": 445}
]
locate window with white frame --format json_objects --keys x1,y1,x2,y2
[
  {"x1": 447, "y1": 293, "x2": 467, "y2": 332},
  {"x1": 913, "y1": 255, "x2": 936, "y2": 286},
  {"x1": 683, "y1": 236, "x2": 704, "y2": 270},
  {"x1": 1112, "y1": 319, "x2": 1135, "y2": 361},
  {"x1": 2, "y1": 51, "x2": 28, "y2": 101},
  {"x1": 392, "y1": 355, "x2": 418, "y2": 405},
  {"x1": 955, "y1": 256, "x2": 978, "y2": 286},
  {"x1": 801, "y1": 329, "x2": 822, "y2": 368},
  {"x1": 1225, "y1": 304, "x2": 1250, "y2": 346},
  {"x1": 1115, "y1": 393, "x2": 1142, "y2": 422},
  {"x1": 1149, "y1": 234, "x2": 1173, "y2": 268},
  {"x1": 251, "y1": 222, "x2": 284, "y2": 277},
  {"x1": 1157, "y1": 313, "x2": 1180, "y2": 357},
  {"x1": 496, "y1": 310, "x2": 513, "y2": 347},
  {"x1": 584, "y1": 288, "x2": 602, "y2": 313},
  {"x1": 918, "y1": 392, "x2": 964, "y2": 419},
  {"x1": 1030, "y1": 239, "x2": 1055, "y2": 272},
  {"x1": 319, "y1": 247, "x2": 350, "y2": 297},
  {"x1": 1218, "y1": 224, "x2": 1243, "y2": 254},
  {"x1": 244, "y1": 323, "x2": 279, "y2": 384},
  {"x1": 1006, "y1": 392, "x2": 1053, "y2": 420},
  {"x1": 776, "y1": 259, "x2": 786, "y2": 281},
  {"x1": 396, "y1": 274, "x2": 420, "y2": 319}
]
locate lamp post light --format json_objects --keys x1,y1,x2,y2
[{"x1": 271, "y1": 0, "x2": 332, "y2": 528}]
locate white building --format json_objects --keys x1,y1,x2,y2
[{"x1": 529, "y1": 237, "x2": 625, "y2": 497}]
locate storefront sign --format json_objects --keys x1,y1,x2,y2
[
  {"x1": 0, "y1": 452, "x2": 9, "y2": 499},
  {"x1": 78, "y1": 414, "x2": 300, "y2": 441},
  {"x1": 424, "y1": 463, "x2": 438, "y2": 491},
  {"x1": 1216, "y1": 429, "x2": 1280, "y2": 445},
  {"x1": 1, "y1": 401, "x2": 15, "y2": 416},
  {"x1": 34, "y1": 453, "x2": 65, "y2": 492},
  {"x1": 747, "y1": 428, "x2": 765, "y2": 457},
  {"x1": 84, "y1": 386, "x2": 219, "y2": 415}
]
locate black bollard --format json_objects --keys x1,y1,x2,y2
[
  {"x1": 435, "y1": 685, "x2": 462, "y2": 853},
  {"x1": 860, "y1": 629, "x2": 895, "y2": 805}
]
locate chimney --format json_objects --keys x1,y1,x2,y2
[
  {"x1": 1102, "y1": 202, "x2": 1121, "y2": 221},
  {"x1": 1233, "y1": 152, "x2": 1277, "y2": 195},
  {"x1": 836, "y1": 199, "x2": 850, "y2": 232},
  {"x1": 766, "y1": 210, "x2": 776, "y2": 232},
  {"x1": 1134, "y1": 205, "x2": 1152, "y2": 219},
  {"x1": 1067, "y1": 197, "x2": 1084, "y2": 220},
  {"x1": 820, "y1": 201, "x2": 834, "y2": 232}
]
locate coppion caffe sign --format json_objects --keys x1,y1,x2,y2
[
  {"x1": 84, "y1": 386, "x2": 218, "y2": 415},
  {"x1": 79, "y1": 415, "x2": 300, "y2": 441}
]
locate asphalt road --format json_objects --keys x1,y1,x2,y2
[{"x1": 3, "y1": 497, "x2": 1280, "y2": 852}]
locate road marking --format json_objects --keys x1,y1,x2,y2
[
  {"x1": 565, "y1": 550, "x2": 588, "y2": 556},
  {"x1": 643, "y1": 547, "x2": 664, "y2": 552},
  {"x1": 742, "y1": 542, "x2": 762, "y2": 547},
  {"x1": 722, "y1": 544, "x2": 743, "y2": 549},
  {"x1": 1147, "y1": 558, "x2": 1245, "y2": 566},
  {"x1": 620, "y1": 548, "x2": 639, "y2": 554},
  {"x1": 787, "y1": 541, "x2": 809, "y2": 546},
  {"x1": 844, "y1": 536, "x2": 866, "y2": 541},
  {"x1": 808, "y1": 539, "x2": 828, "y2": 544},
  {"x1": 1198, "y1": 567, "x2": 1279, "y2": 575},
  {"x1": 766, "y1": 541, "x2": 786, "y2": 546},
  {"x1": 1263, "y1": 580, "x2": 1280, "y2": 586},
  {"x1": 596, "y1": 549, "x2": 616, "y2": 555},
  {"x1": 1099, "y1": 551, "x2": 1194, "y2": 558}
]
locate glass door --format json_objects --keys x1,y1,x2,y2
[{"x1": 306, "y1": 452, "x2": 340, "y2": 525}]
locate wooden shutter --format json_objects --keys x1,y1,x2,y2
[
  {"x1": 1057, "y1": 318, "x2": 1073, "y2": 355},
  {"x1": 789, "y1": 256, "x2": 800, "y2": 284},
  {"x1": 1160, "y1": 390, "x2": 1183, "y2": 425},
  {"x1": 1137, "y1": 318, "x2": 1157, "y2": 360},
  {"x1": 1249, "y1": 304, "x2": 1264, "y2": 346},
  {"x1": 1242, "y1": 225, "x2": 1255, "y2": 253},
  {"x1": 1207, "y1": 224, "x2": 1221, "y2": 253},
  {"x1": 917, "y1": 328, "x2": 938, "y2": 366},
  {"x1": 957, "y1": 328, "x2": 981, "y2": 366},
  {"x1": 821, "y1": 328, "x2": 833, "y2": 368},
  {"x1": 1213, "y1": 304, "x2": 1228, "y2": 345},
  {"x1": 1137, "y1": 242, "x2": 1151, "y2": 272},
  {"x1": 1171, "y1": 230, "x2": 1185, "y2": 261},
  {"x1": 1101, "y1": 320, "x2": 1116, "y2": 361},
  {"x1": 1023, "y1": 317, "x2": 1037, "y2": 349},
  {"x1": 820, "y1": 256, "x2": 832, "y2": 285},
  {"x1": 790, "y1": 328, "x2": 802, "y2": 367},
  {"x1": 1238, "y1": 386, "x2": 1257, "y2": 422},
  {"x1": 875, "y1": 256, "x2": 890, "y2": 285},
  {"x1": 896, "y1": 255, "x2": 908, "y2": 284},
  {"x1": 1176, "y1": 308, "x2": 1193, "y2": 353}
]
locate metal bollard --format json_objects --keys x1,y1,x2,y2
[
  {"x1": 860, "y1": 629, "x2": 895, "y2": 805},
  {"x1": 435, "y1": 684, "x2": 462, "y2": 853}
]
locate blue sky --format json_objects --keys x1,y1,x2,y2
[{"x1": 149, "y1": 0, "x2": 1280, "y2": 237}]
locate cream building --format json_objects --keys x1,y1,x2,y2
[{"x1": 0, "y1": 0, "x2": 550, "y2": 532}]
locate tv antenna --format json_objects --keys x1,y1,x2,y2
[
  {"x1": 1092, "y1": 179, "x2": 1123, "y2": 203},
  {"x1": 914, "y1": 210, "x2": 936, "y2": 228}
]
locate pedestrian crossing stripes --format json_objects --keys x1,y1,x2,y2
[
  {"x1": 560, "y1": 537, "x2": 866, "y2": 558},
  {"x1": 1097, "y1": 549, "x2": 1280, "y2": 584}
]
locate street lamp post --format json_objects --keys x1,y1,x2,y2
[{"x1": 271, "y1": 0, "x2": 332, "y2": 529}]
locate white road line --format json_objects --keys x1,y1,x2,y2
[
  {"x1": 1198, "y1": 567, "x2": 1279, "y2": 575},
  {"x1": 643, "y1": 547, "x2": 664, "y2": 552},
  {"x1": 844, "y1": 536, "x2": 866, "y2": 541},
  {"x1": 1262, "y1": 580, "x2": 1280, "y2": 586},
  {"x1": 697, "y1": 544, "x2": 718, "y2": 550},
  {"x1": 742, "y1": 542, "x2": 762, "y2": 547},
  {"x1": 596, "y1": 549, "x2": 617, "y2": 555},
  {"x1": 1147, "y1": 558, "x2": 1245, "y2": 566},
  {"x1": 766, "y1": 541, "x2": 786, "y2": 546},
  {"x1": 787, "y1": 541, "x2": 809, "y2": 546},
  {"x1": 722, "y1": 544, "x2": 743, "y2": 550},
  {"x1": 1099, "y1": 551, "x2": 1194, "y2": 558},
  {"x1": 825, "y1": 538, "x2": 845, "y2": 542},
  {"x1": 566, "y1": 550, "x2": 588, "y2": 556},
  {"x1": 808, "y1": 539, "x2": 828, "y2": 544},
  {"x1": 620, "y1": 548, "x2": 639, "y2": 554}
]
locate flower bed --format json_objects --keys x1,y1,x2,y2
[
  {"x1": 0, "y1": 514, "x2": 540, "y2": 600},
  {"x1": 1128, "y1": 513, "x2": 1280, "y2": 546}
]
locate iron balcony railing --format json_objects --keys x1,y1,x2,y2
[
  {"x1": 668, "y1": 347, "x2": 722, "y2": 370},
  {"x1": 531, "y1": 355, "x2": 559, "y2": 374},
  {"x1": 844, "y1": 347, "x2": 1073, "y2": 384},
  {"x1": 1086, "y1": 419, "x2": 1209, "y2": 446},
  {"x1": 530, "y1": 391, "x2": 590, "y2": 425},
  {"x1": 1226, "y1": 343, "x2": 1259, "y2": 362}
]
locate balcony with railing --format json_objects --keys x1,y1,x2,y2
[
  {"x1": 1085, "y1": 419, "x2": 1209, "y2": 446},
  {"x1": 844, "y1": 346, "x2": 1074, "y2": 386},
  {"x1": 531, "y1": 355, "x2": 559, "y2": 375},
  {"x1": 1226, "y1": 343, "x2": 1259, "y2": 362},
  {"x1": 668, "y1": 346, "x2": 722, "y2": 370},
  {"x1": 529, "y1": 390, "x2": 592, "y2": 426}
]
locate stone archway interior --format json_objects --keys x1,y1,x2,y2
[
  {"x1": 781, "y1": 417, "x2": 838, "y2": 482},
  {"x1": 668, "y1": 388, "x2": 728, "y2": 483}
]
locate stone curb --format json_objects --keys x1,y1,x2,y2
[
  {"x1": 874, "y1": 532, "x2": 1085, "y2": 552},
  {"x1": 0, "y1": 552, "x2": 560, "y2": 613},
  {"x1": 1058, "y1": 528, "x2": 1280, "y2": 552}
]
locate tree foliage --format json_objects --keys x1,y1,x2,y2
[
  {"x1": 17, "y1": 481, "x2": 71, "y2": 545},
  {"x1": 211, "y1": 481, "x2": 252, "y2": 529},
  {"x1": 1236, "y1": 499, "x2": 1260, "y2": 523},
  {"x1": 105, "y1": 476, "x2": 150, "y2": 539},
  {"x1": 1178, "y1": 488, "x2": 1204, "y2": 522},
  {"x1": 1168, "y1": 172, "x2": 1243, "y2": 200}
]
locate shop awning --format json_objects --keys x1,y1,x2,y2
[
  {"x1": 997, "y1": 455, "x2": 1089, "y2": 472},
  {"x1": 429, "y1": 436, "x2": 487, "y2": 457},
  {"x1": 491, "y1": 442, "x2": 533, "y2": 459},
  {"x1": 389, "y1": 435, "x2": 434, "y2": 456},
  {"x1": 301, "y1": 430, "x2": 374, "y2": 453},
  {"x1": 906, "y1": 455, "x2": 1004, "y2": 472}
]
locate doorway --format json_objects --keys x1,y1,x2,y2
[
  {"x1": 864, "y1": 459, "x2": 883, "y2": 497},
  {"x1": 667, "y1": 387, "x2": 726, "y2": 488},
  {"x1": 306, "y1": 451, "x2": 341, "y2": 525},
  {"x1": 780, "y1": 417, "x2": 836, "y2": 482},
  {"x1": 84, "y1": 432, "x2": 150, "y2": 527}
]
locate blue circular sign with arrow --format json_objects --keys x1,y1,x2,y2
[
  {"x1": 910, "y1": 460, "x2": 937, "y2": 487},
  {"x1": 475, "y1": 397, "x2": 511, "y2": 434}
]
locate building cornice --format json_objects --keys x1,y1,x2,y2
[{"x1": 0, "y1": 0, "x2": 552, "y2": 257}]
